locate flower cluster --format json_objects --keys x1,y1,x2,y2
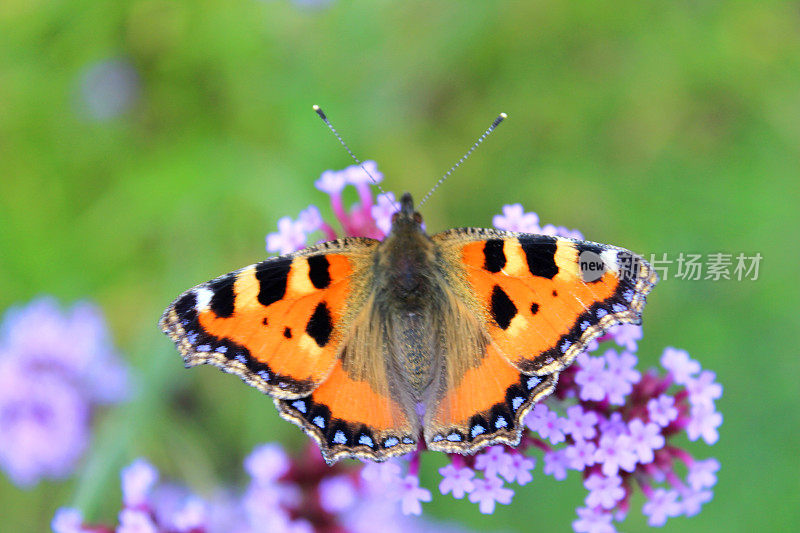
[
  {"x1": 0, "y1": 297, "x2": 130, "y2": 487},
  {"x1": 52, "y1": 445, "x2": 464, "y2": 533},
  {"x1": 263, "y1": 163, "x2": 722, "y2": 531}
]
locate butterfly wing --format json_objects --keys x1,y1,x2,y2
[
  {"x1": 423, "y1": 228, "x2": 657, "y2": 452},
  {"x1": 160, "y1": 237, "x2": 416, "y2": 462}
]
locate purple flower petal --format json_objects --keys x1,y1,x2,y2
[
  {"x1": 642, "y1": 488, "x2": 682, "y2": 526},
  {"x1": 467, "y1": 475, "x2": 514, "y2": 514},
  {"x1": 626, "y1": 419, "x2": 665, "y2": 465},
  {"x1": 396, "y1": 475, "x2": 431, "y2": 515},
  {"x1": 687, "y1": 404, "x2": 723, "y2": 445},
  {"x1": 492, "y1": 204, "x2": 540, "y2": 233},
  {"x1": 121, "y1": 458, "x2": 159, "y2": 508},
  {"x1": 244, "y1": 443, "x2": 290, "y2": 484},
  {"x1": 572, "y1": 506, "x2": 616, "y2": 533},
  {"x1": 584, "y1": 474, "x2": 625, "y2": 510},
  {"x1": 438, "y1": 464, "x2": 475, "y2": 499},
  {"x1": 660, "y1": 347, "x2": 700, "y2": 385},
  {"x1": 687, "y1": 458, "x2": 720, "y2": 490},
  {"x1": 51, "y1": 507, "x2": 85, "y2": 533},
  {"x1": 647, "y1": 394, "x2": 679, "y2": 427}
]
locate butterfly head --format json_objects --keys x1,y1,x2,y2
[{"x1": 390, "y1": 192, "x2": 424, "y2": 233}]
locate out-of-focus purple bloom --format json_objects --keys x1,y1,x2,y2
[
  {"x1": 503, "y1": 453, "x2": 535, "y2": 485},
  {"x1": 543, "y1": 448, "x2": 570, "y2": 480},
  {"x1": 77, "y1": 58, "x2": 139, "y2": 121},
  {"x1": 660, "y1": 347, "x2": 700, "y2": 385},
  {"x1": 122, "y1": 458, "x2": 159, "y2": 508},
  {"x1": 314, "y1": 169, "x2": 347, "y2": 195},
  {"x1": 244, "y1": 443, "x2": 290, "y2": 483},
  {"x1": 607, "y1": 324, "x2": 642, "y2": 351},
  {"x1": 395, "y1": 475, "x2": 432, "y2": 516},
  {"x1": 687, "y1": 458, "x2": 720, "y2": 490},
  {"x1": 562, "y1": 405, "x2": 599, "y2": 441},
  {"x1": 626, "y1": 419, "x2": 665, "y2": 464},
  {"x1": 602, "y1": 349, "x2": 640, "y2": 406},
  {"x1": 680, "y1": 487, "x2": 713, "y2": 517},
  {"x1": 51, "y1": 508, "x2": 85, "y2": 533},
  {"x1": 266, "y1": 216, "x2": 308, "y2": 255},
  {"x1": 539, "y1": 224, "x2": 584, "y2": 240},
  {"x1": 318, "y1": 475, "x2": 358, "y2": 513},
  {"x1": 687, "y1": 403, "x2": 723, "y2": 445},
  {"x1": 492, "y1": 204, "x2": 540, "y2": 232},
  {"x1": 345, "y1": 160, "x2": 383, "y2": 185},
  {"x1": 467, "y1": 476, "x2": 514, "y2": 514},
  {"x1": 298, "y1": 205, "x2": 323, "y2": 233},
  {"x1": 474, "y1": 446, "x2": 514, "y2": 480},
  {"x1": 0, "y1": 297, "x2": 129, "y2": 487},
  {"x1": 525, "y1": 404, "x2": 566, "y2": 444},
  {"x1": 642, "y1": 488, "x2": 682, "y2": 526},
  {"x1": 574, "y1": 352, "x2": 608, "y2": 402},
  {"x1": 594, "y1": 434, "x2": 637, "y2": 477},
  {"x1": 117, "y1": 508, "x2": 158, "y2": 533},
  {"x1": 438, "y1": 464, "x2": 475, "y2": 499},
  {"x1": 686, "y1": 370, "x2": 723, "y2": 408},
  {"x1": 584, "y1": 474, "x2": 625, "y2": 510},
  {"x1": 565, "y1": 439, "x2": 597, "y2": 470},
  {"x1": 371, "y1": 192, "x2": 398, "y2": 235},
  {"x1": 572, "y1": 506, "x2": 616, "y2": 533},
  {"x1": 647, "y1": 395, "x2": 678, "y2": 427}
]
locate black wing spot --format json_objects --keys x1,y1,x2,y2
[
  {"x1": 208, "y1": 274, "x2": 236, "y2": 318},
  {"x1": 518, "y1": 235, "x2": 558, "y2": 279},
  {"x1": 174, "y1": 292, "x2": 197, "y2": 319},
  {"x1": 552, "y1": 289, "x2": 558, "y2": 297},
  {"x1": 307, "y1": 255, "x2": 332, "y2": 289},
  {"x1": 530, "y1": 302, "x2": 539, "y2": 315},
  {"x1": 262, "y1": 317, "x2": 268, "y2": 326},
  {"x1": 491, "y1": 285, "x2": 517, "y2": 330},
  {"x1": 306, "y1": 302, "x2": 333, "y2": 348},
  {"x1": 283, "y1": 327, "x2": 292, "y2": 339},
  {"x1": 483, "y1": 239, "x2": 506, "y2": 273},
  {"x1": 255, "y1": 258, "x2": 292, "y2": 307}
]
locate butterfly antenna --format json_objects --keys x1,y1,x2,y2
[
  {"x1": 313, "y1": 105, "x2": 397, "y2": 210},
  {"x1": 417, "y1": 112, "x2": 507, "y2": 208}
]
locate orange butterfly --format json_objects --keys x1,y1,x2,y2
[{"x1": 160, "y1": 190, "x2": 657, "y2": 464}]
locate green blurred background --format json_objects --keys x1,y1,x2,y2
[{"x1": 1, "y1": 1, "x2": 798, "y2": 531}]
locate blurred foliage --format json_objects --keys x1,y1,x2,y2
[{"x1": 1, "y1": 0, "x2": 799, "y2": 531}]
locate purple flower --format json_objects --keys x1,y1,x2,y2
[
  {"x1": 395, "y1": 474, "x2": 432, "y2": 515},
  {"x1": 543, "y1": 449, "x2": 570, "y2": 480},
  {"x1": 686, "y1": 370, "x2": 723, "y2": 408},
  {"x1": 344, "y1": 160, "x2": 383, "y2": 185},
  {"x1": 474, "y1": 446, "x2": 514, "y2": 480},
  {"x1": 266, "y1": 216, "x2": 308, "y2": 255},
  {"x1": 687, "y1": 458, "x2": 720, "y2": 490},
  {"x1": 77, "y1": 58, "x2": 139, "y2": 121},
  {"x1": 626, "y1": 419, "x2": 665, "y2": 464},
  {"x1": 371, "y1": 191, "x2": 398, "y2": 235},
  {"x1": 525, "y1": 404, "x2": 566, "y2": 444},
  {"x1": 298, "y1": 205, "x2": 323, "y2": 233},
  {"x1": 594, "y1": 434, "x2": 637, "y2": 477},
  {"x1": 318, "y1": 475, "x2": 357, "y2": 513},
  {"x1": 687, "y1": 403, "x2": 723, "y2": 445},
  {"x1": 602, "y1": 349, "x2": 640, "y2": 405},
  {"x1": 314, "y1": 169, "x2": 347, "y2": 195},
  {"x1": 117, "y1": 508, "x2": 158, "y2": 533},
  {"x1": 468, "y1": 475, "x2": 514, "y2": 514},
  {"x1": 660, "y1": 347, "x2": 700, "y2": 385},
  {"x1": 584, "y1": 474, "x2": 625, "y2": 510},
  {"x1": 680, "y1": 487, "x2": 713, "y2": 517},
  {"x1": 608, "y1": 324, "x2": 642, "y2": 351},
  {"x1": 647, "y1": 394, "x2": 678, "y2": 427},
  {"x1": 539, "y1": 223, "x2": 584, "y2": 240},
  {"x1": 562, "y1": 405, "x2": 599, "y2": 441},
  {"x1": 244, "y1": 443, "x2": 290, "y2": 484},
  {"x1": 642, "y1": 488, "x2": 682, "y2": 526},
  {"x1": 565, "y1": 439, "x2": 598, "y2": 470},
  {"x1": 504, "y1": 453, "x2": 535, "y2": 485},
  {"x1": 438, "y1": 464, "x2": 475, "y2": 499},
  {"x1": 572, "y1": 507, "x2": 616, "y2": 533},
  {"x1": 122, "y1": 458, "x2": 159, "y2": 508},
  {"x1": 574, "y1": 352, "x2": 608, "y2": 402},
  {"x1": 492, "y1": 204, "x2": 540, "y2": 232},
  {"x1": 51, "y1": 507, "x2": 84, "y2": 533}
]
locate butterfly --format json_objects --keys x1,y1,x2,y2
[{"x1": 159, "y1": 191, "x2": 658, "y2": 464}]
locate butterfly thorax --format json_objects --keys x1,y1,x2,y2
[{"x1": 371, "y1": 193, "x2": 448, "y2": 399}]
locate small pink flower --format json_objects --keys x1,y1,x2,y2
[
  {"x1": 438, "y1": 464, "x2": 475, "y2": 499},
  {"x1": 468, "y1": 476, "x2": 514, "y2": 514}
]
